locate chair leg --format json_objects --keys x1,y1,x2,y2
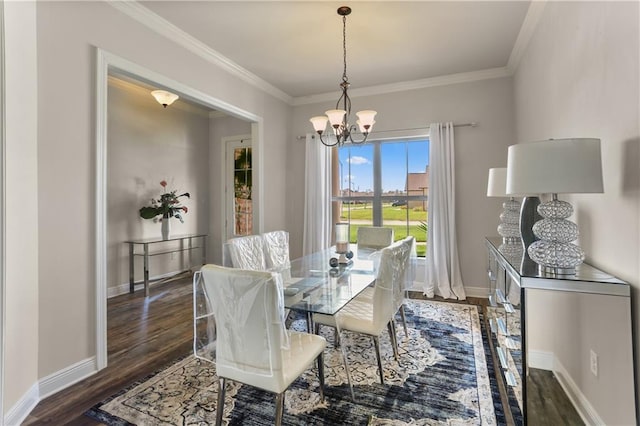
[
  {"x1": 317, "y1": 352, "x2": 325, "y2": 402},
  {"x1": 216, "y1": 377, "x2": 226, "y2": 426},
  {"x1": 338, "y1": 335, "x2": 355, "y2": 400},
  {"x1": 372, "y1": 336, "x2": 385, "y2": 385},
  {"x1": 275, "y1": 392, "x2": 285, "y2": 426},
  {"x1": 334, "y1": 326, "x2": 341, "y2": 347},
  {"x1": 387, "y1": 321, "x2": 399, "y2": 361},
  {"x1": 400, "y1": 304, "x2": 409, "y2": 337}
]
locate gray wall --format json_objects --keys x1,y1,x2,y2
[{"x1": 4, "y1": 0, "x2": 39, "y2": 412}]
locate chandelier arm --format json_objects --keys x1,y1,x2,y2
[
  {"x1": 347, "y1": 124, "x2": 368, "y2": 144},
  {"x1": 318, "y1": 133, "x2": 340, "y2": 147}
]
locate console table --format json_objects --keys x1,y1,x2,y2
[
  {"x1": 126, "y1": 234, "x2": 207, "y2": 297},
  {"x1": 485, "y1": 236, "x2": 635, "y2": 425}
]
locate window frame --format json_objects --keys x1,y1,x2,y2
[{"x1": 332, "y1": 135, "x2": 429, "y2": 255}]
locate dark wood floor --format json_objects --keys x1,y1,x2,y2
[
  {"x1": 22, "y1": 279, "x2": 580, "y2": 425},
  {"x1": 23, "y1": 275, "x2": 195, "y2": 425},
  {"x1": 527, "y1": 368, "x2": 583, "y2": 425}
]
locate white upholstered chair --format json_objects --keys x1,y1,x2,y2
[
  {"x1": 225, "y1": 234, "x2": 267, "y2": 271},
  {"x1": 314, "y1": 240, "x2": 409, "y2": 385},
  {"x1": 199, "y1": 264, "x2": 327, "y2": 426},
  {"x1": 356, "y1": 226, "x2": 394, "y2": 250},
  {"x1": 356, "y1": 235, "x2": 415, "y2": 334}
]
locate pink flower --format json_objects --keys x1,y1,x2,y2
[
  {"x1": 160, "y1": 180, "x2": 167, "y2": 188},
  {"x1": 182, "y1": 206, "x2": 188, "y2": 213}
]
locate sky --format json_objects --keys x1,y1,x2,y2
[{"x1": 338, "y1": 139, "x2": 429, "y2": 193}]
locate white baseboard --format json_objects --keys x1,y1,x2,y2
[
  {"x1": 108, "y1": 269, "x2": 192, "y2": 298},
  {"x1": 528, "y1": 349, "x2": 555, "y2": 371},
  {"x1": 4, "y1": 357, "x2": 97, "y2": 425},
  {"x1": 4, "y1": 382, "x2": 39, "y2": 426},
  {"x1": 38, "y1": 356, "x2": 97, "y2": 400},
  {"x1": 463, "y1": 286, "x2": 491, "y2": 299},
  {"x1": 405, "y1": 283, "x2": 490, "y2": 300},
  {"x1": 553, "y1": 358, "x2": 604, "y2": 426}
]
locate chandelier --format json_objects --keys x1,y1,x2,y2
[{"x1": 309, "y1": 6, "x2": 377, "y2": 147}]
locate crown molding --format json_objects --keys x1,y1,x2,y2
[
  {"x1": 292, "y1": 67, "x2": 511, "y2": 106},
  {"x1": 107, "y1": 0, "x2": 293, "y2": 105},
  {"x1": 507, "y1": 0, "x2": 547, "y2": 74}
]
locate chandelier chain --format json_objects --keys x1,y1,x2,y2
[{"x1": 342, "y1": 15, "x2": 348, "y2": 83}]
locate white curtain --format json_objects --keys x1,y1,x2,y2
[
  {"x1": 424, "y1": 123, "x2": 466, "y2": 299},
  {"x1": 302, "y1": 134, "x2": 332, "y2": 255}
]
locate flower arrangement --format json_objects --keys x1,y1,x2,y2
[
  {"x1": 235, "y1": 183, "x2": 252, "y2": 200},
  {"x1": 139, "y1": 180, "x2": 190, "y2": 223}
]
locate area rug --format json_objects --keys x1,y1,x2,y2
[{"x1": 86, "y1": 300, "x2": 505, "y2": 425}]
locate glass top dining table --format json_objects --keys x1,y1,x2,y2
[{"x1": 279, "y1": 245, "x2": 379, "y2": 318}]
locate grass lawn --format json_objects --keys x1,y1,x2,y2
[{"x1": 341, "y1": 204, "x2": 426, "y2": 221}]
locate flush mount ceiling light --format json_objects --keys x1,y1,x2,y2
[
  {"x1": 151, "y1": 90, "x2": 179, "y2": 108},
  {"x1": 309, "y1": 6, "x2": 377, "y2": 147}
]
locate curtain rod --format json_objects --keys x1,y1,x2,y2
[{"x1": 296, "y1": 122, "x2": 477, "y2": 140}]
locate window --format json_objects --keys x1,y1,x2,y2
[{"x1": 333, "y1": 138, "x2": 429, "y2": 256}]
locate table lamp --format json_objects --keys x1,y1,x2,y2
[
  {"x1": 487, "y1": 168, "x2": 521, "y2": 244},
  {"x1": 506, "y1": 138, "x2": 603, "y2": 275}
]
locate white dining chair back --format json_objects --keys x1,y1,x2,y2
[
  {"x1": 391, "y1": 236, "x2": 414, "y2": 336},
  {"x1": 357, "y1": 226, "x2": 394, "y2": 250},
  {"x1": 390, "y1": 237, "x2": 413, "y2": 314},
  {"x1": 262, "y1": 230, "x2": 292, "y2": 281},
  {"x1": 226, "y1": 234, "x2": 267, "y2": 271},
  {"x1": 199, "y1": 264, "x2": 327, "y2": 425},
  {"x1": 371, "y1": 244, "x2": 400, "y2": 331}
]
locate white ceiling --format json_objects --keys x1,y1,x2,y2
[{"x1": 136, "y1": 1, "x2": 532, "y2": 102}]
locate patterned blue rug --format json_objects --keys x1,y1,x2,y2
[{"x1": 86, "y1": 300, "x2": 505, "y2": 425}]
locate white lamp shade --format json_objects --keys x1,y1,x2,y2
[
  {"x1": 355, "y1": 110, "x2": 377, "y2": 127},
  {"x1": 310, "y1": 116, "x2": 328, "y2": 133},
  {"x1": 151, "y1": 90, "x2": 179, "y2": 107},
  {"x1": 356, "y1": 119, "x2": 375, "y2": 133},
  {"x1": 487, "y1": 168, "x2": 508, "y2": 197},
  {"x1": 325, "y1": 109, "x2": 346, "y2": 127},
  {"x1": 506, "y1": 138, "x2": 603, "y2": 195}
]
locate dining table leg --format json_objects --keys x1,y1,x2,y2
[{"x1": 306, "y1": 311, "x2": 314, "y2": 334}]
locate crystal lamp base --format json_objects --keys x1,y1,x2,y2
[{"x1": 527, "y1": 195, "x2": 585, "y2": 275}]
